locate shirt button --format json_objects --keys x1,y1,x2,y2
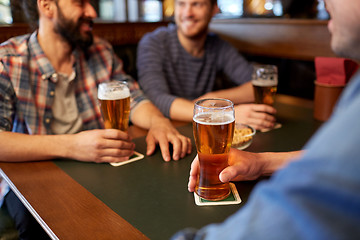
[
  {"x1": 52, "y1": 73, "x2": 58, "y2": 81},
  {"x1": 45, "y1": 118, "x2": 50, "y2": 124}
]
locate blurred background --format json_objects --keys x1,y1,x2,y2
[
  {"x1": 1, "y1": 0, "x2": 331, "y2": 101},
  {"x1": 2, "y1": 0, "x2": 329, "y2": 24}
]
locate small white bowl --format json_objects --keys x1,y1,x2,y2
[{"x1": 232, "y1": 123, "x2": 256, "y2": 150}]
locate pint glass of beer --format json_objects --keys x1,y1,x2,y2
[
  {"x1": 98, "y1": 81, "x2": 131, "y2": 131},
  {"x1": 252, "y1": 65, "x2": 278, "y2": 106},
  {"x1": 193, "y1": 99, "x2": 235, "y2": 201}
]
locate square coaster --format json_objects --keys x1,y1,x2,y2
[
  {"x1": 259, "y1": 122, "x2": 282, "y2": 133},
  {"x1": 194, "y1": 183, "x2": 242, "y2": 206},
  {"x1": 110, "y1": 151, "x2": 144, "y2": 167}
]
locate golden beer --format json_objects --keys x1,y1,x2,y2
[
  {"x1": 98, "y1": 82, "x2": 130, "y2": 131},
  {"x1": 251, "y1": 65, "x2": 278, "y2": 106},
  {"x1": 193, "y1": 103, "x2": 235, "y2": 201},
  {"x1": 252, "y1": 81, "x2": 277, "y2": 106}
]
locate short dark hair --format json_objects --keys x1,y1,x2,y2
[
  {"x1": 210, "y1": 0, "x2": 217, "y2": 6},
  {"x1": 21, "y1": 0, "x2": 39, "y2": 30}
]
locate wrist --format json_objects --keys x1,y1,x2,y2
[
  {"x1": 53, "y1": 134, "x2": 75, "y2": 159},
  {"x1": 258, "y1": 152, "x2": 286, "y2": 176},
  {"x1": 258, "y1": 151, "x2": 301, "y2": 176}
]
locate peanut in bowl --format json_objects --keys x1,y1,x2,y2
[{"x1": 232, "y1": 123, "x2": 256, "y2": 150}]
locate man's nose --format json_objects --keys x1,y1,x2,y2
[
  {"x1": 84, "y1": 2, "x2": 97, "y2": 18},
  {"x1": 183, "y1": 4, "x2": 194, "y2": 16}
]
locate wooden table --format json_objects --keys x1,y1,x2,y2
[{"x1": 0, "y1": 95, "x2": 321, "y2": 240}]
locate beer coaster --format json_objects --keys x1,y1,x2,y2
[
  {"x1": 260, "y1": 122, "x2": 282, "y2": 133},
  {"x1": 194, "y1": 183, "x2": 242, "y2": 206},
  {"x1": 110, "y1": 151, "x2": 144, "y2": 167}
]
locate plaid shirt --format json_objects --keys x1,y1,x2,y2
[
  {"x1": 0, "y1": 31, "x2": 147, "y2": 135},
  {"x1": 0, "y1": 32, "x2": 148, "y2": 204}
]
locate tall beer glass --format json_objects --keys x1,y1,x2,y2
[
  {"x1": 252, "y1": 65, "x2": 278, "y2": 106},
  {"x1": 98, "y1": 81, "x2": 130, "y2": 131},
  {"x1": 193, "y1": 99, "x2": 235, "y2": 201}
]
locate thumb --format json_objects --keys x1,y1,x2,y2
[{"x1": 219, "y1": 167, "x2": 237, "y2": 183}]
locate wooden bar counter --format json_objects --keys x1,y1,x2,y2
[{"x1": 0, "y1": 95, "x2": 321, "y2": 239}]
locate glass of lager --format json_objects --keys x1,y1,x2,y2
[
  {"x1": 193, "y1": 98, "x2": 235, "y2": 201},
  {"x1": 252, "y1": 65, "x2": 278, "y2": 106},
  {"x1": 98, "y1": 81, "x2": 131, "y2": 131}
]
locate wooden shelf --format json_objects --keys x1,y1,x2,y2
[{"x1": 210, "y1": 18, "x2": 335, "y2": 60}]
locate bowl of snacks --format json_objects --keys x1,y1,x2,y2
[{"x1": 232, "y1": 123, "x2": 256, "y2": 150}]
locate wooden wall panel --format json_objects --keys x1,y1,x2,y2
[
  {"x1": 209, "y1": 19, "x2": 336, "y2": 60},
  {"x1": 1, "y1": 19, "x2": 335, "y2": 61}
]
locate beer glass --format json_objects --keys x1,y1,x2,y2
[
  {"x1": 193, "y1": 98, "x2": 235, "y2": 201},
  {"x1": 98, "y1": 81, "x2": 130, "y2": 131},
  {"x1": 252, "y1": 65, "x2": 278, "y2": 106}
]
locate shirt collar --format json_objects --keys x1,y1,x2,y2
[
  {"x1": 28, "y1": 31, "x2": 78, "y2": 83},
  {"x1": 28, "y1": 31, "x2": 57, "y2": 82}
]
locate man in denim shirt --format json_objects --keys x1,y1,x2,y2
[{"x1": 176, "y1": 0, "x2": 360, "y2": 239}]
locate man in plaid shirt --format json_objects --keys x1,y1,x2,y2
[{"x1": 0, "y1": 0, "x2": 191, "y2": 238}]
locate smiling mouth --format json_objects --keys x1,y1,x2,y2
[
  {"x1": 182, "y1": 19, "x2": 198, "y2": 27},
  {"x1": 80, "y1": 18, "x2": 94, "y2": 31}
]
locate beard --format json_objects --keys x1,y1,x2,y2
[
  {"x1": 330, "y1": 28, "x2": 360, "y2": 62},
  {"x1": 54, "y1": 6, "x2": 94, "y2": 51}
]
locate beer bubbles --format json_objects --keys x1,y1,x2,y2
[
  {"x1": 98, "y1": 81, "x2": 131, "y2": 131},
  {"x1": 193, "y1": 99, "x2": 235, "y2": 201}
]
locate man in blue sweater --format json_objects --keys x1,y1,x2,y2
[{"x1": 137, "y1": 0, "x2": 277, "y2": 130}]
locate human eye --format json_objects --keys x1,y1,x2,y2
[
  {"x1": 192, "y1": 1, "x2": 205, "y2": 8},
  {"x1": 73, "y1": 0, "x2": 84, "y2": 6},
  {"x1": 176, "y1": 1, "x2": 185, "y2": 8}
]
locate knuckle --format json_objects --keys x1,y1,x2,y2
[{"x1": 114, "y1": 148, "x2": 123, "y2": 156}]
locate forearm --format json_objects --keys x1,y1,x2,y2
[
  {"x1": 169, "y1": 98, "x2": 194, "y2": 122},
  {"x1": 0, "y1": 132, "x2": 72, "y2": 162},
  {"x1": 259, "y1": 150, "x2": 303, "y2": 176},
  {"x1": 131, "y1": 101, "x2": 171, "y2": 129},
  {"x1": 200, "y1": 82, "x2": 254, "y2": 104}
]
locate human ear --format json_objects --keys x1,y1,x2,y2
[{"x1": 38, "y1": 0, "x2": 56, "y2": 18}]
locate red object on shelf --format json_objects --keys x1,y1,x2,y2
[
  {"x1": 315, "y1": 57, "x2": 358, "y2": 85},
  {"x1": 313, "y1": 57, "x2": 359, "y2": 121}
]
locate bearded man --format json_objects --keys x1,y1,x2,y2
[{"x1": 0, "y1": 0, "x2": 191, "y2": 238}]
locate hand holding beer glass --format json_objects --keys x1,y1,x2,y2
[
  {"x1": 252, "y1": 65, "x2": 280, "y2": 131},
  {"x1": 193, "y1": 99, "x2": 235, "y2": 201},
  {"x1": 98, "y1": 81, "x2": 131, "y2": 131}
]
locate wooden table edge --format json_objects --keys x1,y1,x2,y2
[{"x1": 0, "y1": 161, "x2": 149, "y2": 240}]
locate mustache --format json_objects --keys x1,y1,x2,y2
[{"x1": 78, "y1": 17, "x2": 94, "y2": 28}]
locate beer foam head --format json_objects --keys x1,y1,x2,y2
[
  {"x1": 252, "y1": 65, "x2": 278, "y2": 86},
  {"x1": 252, "y1": 78, "x2": 278, "y2": 87},
  {"x1": 193, "y1": 112, "x2": 234, "y2": 125},
  {"x1": 98, "y1": 82, "x2": 130, "y2": 100}
]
